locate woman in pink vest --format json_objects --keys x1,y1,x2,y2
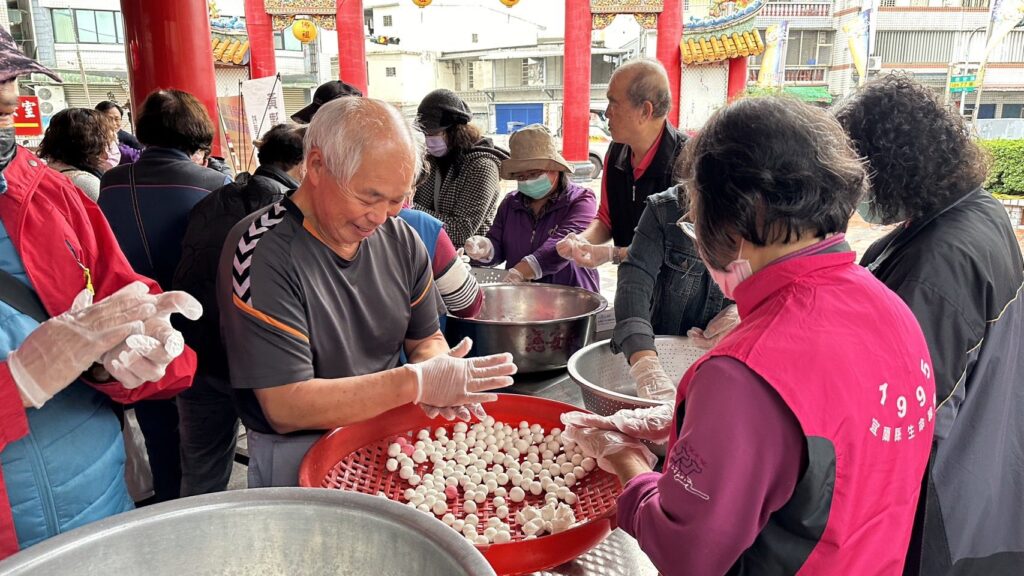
[{"x1": 562, "y1": 97, "x2": 936, "y2": 575}]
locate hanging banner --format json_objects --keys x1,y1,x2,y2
[
  {"x1": 217, "y1": 95, "x2": 255, "y2": 175},
  {"x1": 757, "y1": 22, "x2": 789, "y2": 88},
  {"x1": 240, "y1": 76, "x2": 286, "y2": 143},
  {"x1": 983, "y1": 0, "x2": 1024, "y2": 62},
  {"x1": 844, "y1": 9, "x2": 871, "y2": 85}
]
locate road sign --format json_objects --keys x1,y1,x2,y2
[
  {"x1": 13, "y1": 96, "x2": 42, "y2": 137},
  {"x1": 950, "y1": 75, "x2": 977, "y2": 94}
]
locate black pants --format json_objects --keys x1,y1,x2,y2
[
  {"x1": 133, "y1": 398, "x2": 181, "y2": 503},
  {"x1": 177, "y1": 373, "x2": 239, "y2": 496}
]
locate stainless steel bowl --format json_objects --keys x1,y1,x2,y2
[
  {"x1": 446, "y1": 284, "x2": 608, "y2": 372},
  {"x1": 568, "y1": 336, "x2": 708, "y2": 415},
  {"x1": 0, "y1": 488, "x2": 495, "y2": 576}
]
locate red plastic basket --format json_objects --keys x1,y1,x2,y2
[{"x1": 299, "y1": 394, "x2": 621, "y2": 575}]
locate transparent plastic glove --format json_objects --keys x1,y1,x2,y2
[
  {"x1": 420, "y1": 402, "x2": 487, "y2": 422},
  {"x1": 8, "y1": 282, "x2": 157, "y2": 408},
  {"x1": 101, "y1": 291, "x2": 203, "y2": 389},
  {"x1": 463, "y1": 236, "x2": 494, "y2": 262},
  {"x1": 555, "y1": 232, "x2": 579, "y2": 260},
  {"x1": 555, "y1": 233, "x2": 615, "y2": 268},
  {"x1": 560, "y1": 404, "x2": 674, "y2": 444},
  {"x1": 688, "y1": 304, "x2": 740, "y2": 349},
  {"x1": 455, "y1": 248, "x2": 471, "y2": 265},
  {"x1": 406, "y1": 337, "x2": 517, "y2": 407},
  {"x1": 561, "y1": 424, "x2": 658, "y2": 473},
  {"x1": 504, "y1": 268, "x2": 526, "y2": 283},
  {"x1": 629, "y1": 355, "x2": 676, "y2": 401}
]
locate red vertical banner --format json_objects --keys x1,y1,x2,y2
[
  {"x1": 337, "y1": 0, "x2": 368, "y2": 95},
  {"x1": 13, "y1": 96, "x2": 42, "y2": 137},
  {"x1": 563, "y1": 0, "x2": 591, "y2": 164},
  {"x1": 657, "y1": 0, "x2": 682, "y2": 126}
]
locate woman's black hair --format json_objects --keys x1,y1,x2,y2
[
  {"x1": 833, "y1": 73, "x2": 988, "y2": 223},
  {"x1": 135, "y1": 89, "x2": 214, "y2": 154},
  {"x1": 256, "y1": 124, "x2": 307, "y2": 170},
  {"x1": 679, "y1": 96, "x2": 868, "y2": 269},
  {"x1": 95, "y1": 100, "x2": 124, "y2": 117}
]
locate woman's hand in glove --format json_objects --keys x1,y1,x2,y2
[
  {"x1": 561, "y1": 404, "x2": 674, "y2": 444},
  {"x1": 560, "y1": 423, "x2": 658, "y2": 474},
  {"x1": 688, "y1": 304, "x2": 740, "y2": 349}
]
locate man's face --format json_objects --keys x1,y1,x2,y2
[
  {"x1": 605, "y1": 72, "x2": 645, "y2": 145},
  {"x1": 104, "y1": 107, "x2": 122, "y2": 126},
  {"x1": 305, "y1": 143, "x2": 414, "y2": 249},
  {"x1": 0, "y1": 79, "x2": 19, "y2": 130}
]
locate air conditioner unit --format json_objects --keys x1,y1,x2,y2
[
  {"x1": 34, "y1": 85, "x2": 67, "y2": 117},
  {"x1": 868, "y1": 56, "x2": 882, "y2": 71}
]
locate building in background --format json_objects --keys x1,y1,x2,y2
[{"x1": 748, "y1": 0, "x2": 1023, "y2": 118}]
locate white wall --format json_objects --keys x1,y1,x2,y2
[
  {"x1": 39, "y1": 0, "x2": 119, "y2": 9},
  {"x1": 367, "y1": 51, "x2": 438, "y2": 105}
]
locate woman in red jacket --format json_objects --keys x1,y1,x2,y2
[
  {"x1": 562, "y1": 97, "x2": 936, "y2": 575},
  {"x1": 0, "y1": 29, "x2": 199, "y2": 558}
]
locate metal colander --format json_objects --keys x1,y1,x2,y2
[
  {"x1": 567, "y1": 336, "x2": 708, "y2": 416},
  {"x1": 469, "y1": 266, "x2": 506, "y2": 285}
]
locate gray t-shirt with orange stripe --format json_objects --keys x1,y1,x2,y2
[{"x1": 218, "y1": 197, "x2": 445, "y2": 434}]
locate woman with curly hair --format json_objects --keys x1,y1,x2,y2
[
  {"x1": 836, "y1": 74, "x2": 1024, "y2": 575},
  {"x1": 37, "y1": 108, "x2": 113, "y2": 201}
]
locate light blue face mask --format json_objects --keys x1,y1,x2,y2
[{"x1": 517, "y1": 174, "x2": 553, "y2": 199}]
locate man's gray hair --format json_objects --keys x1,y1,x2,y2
[
  {"x1": 304, "y1": 97, "x2": 425, "y2": 187},
  {"x1": 612, "y1": 58, "x2": 672, "y2": 119}
]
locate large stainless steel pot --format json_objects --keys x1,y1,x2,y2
[
  {"x1": 0, "y1": 488, "x2": 495, "y2": 576},
  {"x1": 446, "y1": 284, "x2": 608, "y2": 372}
]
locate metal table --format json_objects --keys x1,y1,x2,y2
[{"x1": 509, "y1": 370, "x2": 659, "y2": 576}]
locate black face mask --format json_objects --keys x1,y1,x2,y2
[{"x1": 0, "y1": 126, "x2": 16, "y2": 173}]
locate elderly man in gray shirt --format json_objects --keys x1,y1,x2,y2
[{"x1": 218, "y1": 98, "x2": 517, "y2": 487}]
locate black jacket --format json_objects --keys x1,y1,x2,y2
[
  {"x1": 173, "y1": 165, "x2": 298, "y2": 379},
  {"x1": 605, "y1": 123, "x2": 687, "y2": 247},
  {"x1": 861, "y1": 189, "x2": 1024, "y2": 575}
]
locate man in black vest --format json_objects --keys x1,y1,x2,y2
[{"x1": 557, "y1": 59, "x2": 687, "y2": 267}]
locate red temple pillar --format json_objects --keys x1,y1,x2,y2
[
  {"x1": 656, "y1": 0, "x2": 682, "y2": 126},
  {"x1": 336, "y1": 0, "x2": 368, "y2": 95},
  {"x1": 121, "y1": 0, "x2": 222, "y2": 155},
  {"x1": 245, "y1": 0, "x2": 276, "y2": 79},
  {"x1": 563, "y1": 0, "x2": 591, "y2": 166},
  {"x1": 727, "y1": 57, "x2": 748, "y2": 101}
]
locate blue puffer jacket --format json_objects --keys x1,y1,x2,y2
[{"x1": 0, "y1": 222, "x2": 132, "y2": 550}]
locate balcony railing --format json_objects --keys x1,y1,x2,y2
[
  {"x1": 747, "y1": 67, "x2": 827, "y2": 82},
  {"x1": 761, "y1": 2, "x2": 833, "y2": 18}
]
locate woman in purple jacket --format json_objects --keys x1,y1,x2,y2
[{"x1": 463, "y1": 124, "x2": 599, "y2": 292}]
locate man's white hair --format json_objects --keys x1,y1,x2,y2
[
  {"x1": 612, "y1": 58, "x2": 672, "y2": 118},
  {"x1": 304, "y1": 96, "x2": 425, "y2": 187}
]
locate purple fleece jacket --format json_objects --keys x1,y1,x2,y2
[{"x1": 478, "y1": 181, "x2": 599, "y2": 292}]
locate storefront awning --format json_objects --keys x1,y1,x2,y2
[{"x1": 783, "y1": 85, "x2": 833, "y2": 104}]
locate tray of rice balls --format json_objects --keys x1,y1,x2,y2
[{"x1": 298, "y1": 394, "x2": 622, "y2": 575}]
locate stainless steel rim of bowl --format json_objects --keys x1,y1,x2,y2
[
  {"x1": 0, "y1": 488, "x2": 497, "y2": 575},
  {"x1": 447, "y1": 284, "x2": 608, "y2": 325},
  {"x1": 567, "y1": 338, "x2": 675, "y2": 409}
]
